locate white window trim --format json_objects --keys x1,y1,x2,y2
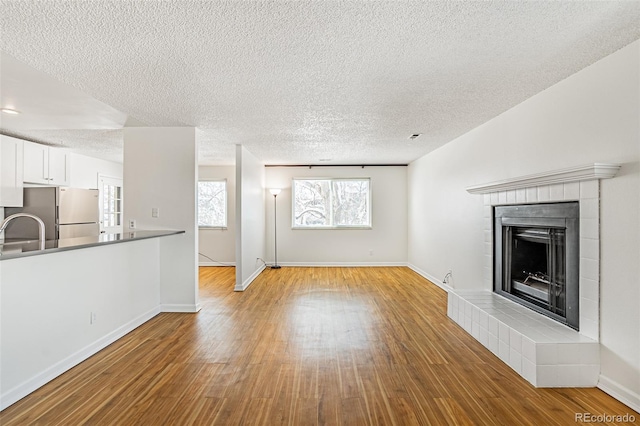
[
  {"x1": 291, "y1": 177, "x2": 372, "y2": 230},
  {"x1": 198, "y1": 179, "x2": 228, "y2": 229}
]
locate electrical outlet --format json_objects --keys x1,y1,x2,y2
[
  {"x1": 129, "y1": 219, "x2": 136, "y2": 229},
  {"x1": 369, "y1": 249, "x2": 374, "y2": 256},
  {"x1": 152, "y1": 207, "x2": 159, "y2": 218},
  {"x1": 90, "y1": 312, "x2": 97, "y2": 325}
]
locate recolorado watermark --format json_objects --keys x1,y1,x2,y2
[{"x1": 575, "y1": 412, "x2": 636, "y2": 423}]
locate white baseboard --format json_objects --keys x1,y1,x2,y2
[
  {"x1": 0, "y1": 306, "x2": 161, "y2": 411},
  {"x1": 198, "y1": 262, "x2": 235, "y2": 267},
  {"x1": 235, "y1": 264, "x2": 266, "y2": 291},
  {"x1": 407, "y1": 263, "x2": 452, "y2": 292},
  {"x1": 277, "y1": 261, "x2": 408, "y2": 267},
  {"x1": 161, "y1": 303, "x2": 202, "y2": 313},
  {"x1": 598, "y1": 374, "x2": 640, "y2": 414}
]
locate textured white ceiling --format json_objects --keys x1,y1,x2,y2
[{"x1": 1, "y1": 1, "x2": 639, "y2": 165}]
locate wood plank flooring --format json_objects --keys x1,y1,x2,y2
[{"x1": 1, "y1": 267, "x2": 636, "y2": 425}]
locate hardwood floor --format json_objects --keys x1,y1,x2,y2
[{"x1": 1, "y1": 267, "x2": 636, "y2": 425}]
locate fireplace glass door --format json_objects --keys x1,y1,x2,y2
[
  {"x1": 494, "y1": 202, "x2": 579, "y2": 329},
  {"x1": 503, "y1": 226, "x2": 566, "y2": 317}
]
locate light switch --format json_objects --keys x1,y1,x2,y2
[{"x1": 152, "y1": 207, "x2": 159, "y2": 218}]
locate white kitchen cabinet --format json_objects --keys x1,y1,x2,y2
[
  {"x1": 0, "y1": 135, "x2": 24, "y2": 207},
  {"x1": 23, "y1": 141, "x2": 70, "y2": 186}
]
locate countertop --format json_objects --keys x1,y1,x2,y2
[{"x1": 0, "y1": 230, "x2": 185, "y2": 260}]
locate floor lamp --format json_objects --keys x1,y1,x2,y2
[{"x1": 269, "y1": 188, "x2": 282, "y2": 269}]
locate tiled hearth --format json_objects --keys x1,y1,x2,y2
[{"x1": 452, "y1": 164, "x2": 620, "y2": 387}]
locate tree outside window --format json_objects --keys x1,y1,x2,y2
[{"x1": 293, "y1": 178, "x2": 371, "y2": 228}]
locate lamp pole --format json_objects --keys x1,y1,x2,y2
[{"x1": 270, "y1": 189, "x2": 282, "y2": 269}]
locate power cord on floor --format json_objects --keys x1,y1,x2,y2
[{"x1": 198, "y1": 252, "x2": 235, "y2": 267}]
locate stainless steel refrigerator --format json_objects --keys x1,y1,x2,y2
[{"x1": 5, "y1": 187, "x2": 100, "y2": 240}]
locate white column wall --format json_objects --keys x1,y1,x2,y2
[
  {"x1": 235, "y1": 145, "x2": 266, "y2": 291},
  {"x1": 198, "y1": 166, "x2": 236, "y2": 266},
  {"x1": 265, "y1": 166, "x2": 408, "y2": 265},
  {"x1": 123, "y1": 127, "x2": 199, "y2": 311},
  {"x1": 408, "y1": 40, "x2": 640, "y2": 409}
]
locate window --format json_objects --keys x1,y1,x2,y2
[
  {"x1": 99, "y1": 175, "x2": 123, "y2": 233},
  {"x1": 293, "y1": 178, "x2": 371, "y2": 228},
  {"x1": 198, "y1": 180, "x2": 227, "y2": 228}
]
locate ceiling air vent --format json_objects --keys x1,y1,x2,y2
[{"x1": 409, "y1": 133, "x2": 422, "y2": 140}]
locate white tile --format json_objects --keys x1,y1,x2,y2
[
  {"x1": 556, "y1": 344, "x2": 583, "y2": 365},
  {"x1": 509, "y1": 329, "x2": 522, "y2": 352},
  {"x1": 490, "y1": 192, "x2": 499, "y2": 205},
  {"x1": 484, "y1": 242, "x2": 492, "y2": 256},
  {"x1": 549, "y1": 184, "x2": 564, "y2": 201},
  {"x1": 580, "y1": 278, "x2": 599, "y2": 301},
  {"x1": 521, "y1": 337, "x2": 536, "y2": 362},
  {"x1": 464, "y1": 316, "x2": 473, "y2": 333},
  {"x1": 484, "y1": 230, "x2": 492, "y2": 243},
  {"x1": 537, "y1": 365, "x2": 558, "y2": 387},
  {"x1": 537, "y1": 344, "x2": 558, "y2": 365},
  {"x1": 580, "y1": 365, "x2": 600, "y2": 387},
  {"x1": 580, "y1": 318, "x2": 599, "y2": 342},
  {"x1": 580, "y1": 180, "x2": 599, "y2": 199},
  {"x1": 580, "y1": 198, "x2": 599, "y2": 219},
  {"x1": 580, "y1": 257, "x2": 599, "y2": 282},
  {"x1": 580, "y1": 298, "x2": 599, "y2": 322},
  {"x1": 479, "y1": 310, "x2": 489, "y2": 330},
  {"x1": 579, "y1": 344, "x2": 600, "y2": 365},
  {"x1": 464, "y1": 300, "x2": 473, "y2": 318},
  {"x1": 580, "y1": 238, "x2": 599, "y2": 261},
  {"x1": 472, "y1": 321, "x2": 480, "y2": 339},
  {"x1": 488, "y1": 316, "x2": 499, "y2": 336},
  {"x1": 563, "y1": 182, "x2": 580, "y2": 200},
  {"x1": 483, "y1": 194, "x2": 491, "y2": 206},
  {"x1": 509, "y1": 349, "x2": 522, "y2": 374},
  {"x1": 537, "y1": 186, "x2": 550, "y2": 202},
  {"x1": 483, "y1": 205, "x2": 492, "y2": 219},
  {"x1": 580, "y1": 219, "x2": 599, "y2": 240},
  {"x1": 506, "y1": 190, "x2": 516, "y2": 204},
  {"x1": 499, "y1": 322, "x2": 510, "y2": 343},
  {"x1": 473, "y1": 306, "x2": 480, "y2": 324},
  {"x1": 479, "y1": 327, "x2": 489, "y2": 348},
  {"x1": 522, "y1": 358, "x2": 536, "y2": 385},
  {"x1": 488, "y1": 333, "x2": 499, "y2": 355},
  {"x1": 499, "y1": 341, "x2": 510, "y2": 363},
  {"x1": 498, "y1": 191, "x2": 507, "y2": 205},
  {"x1": 482, "y1": 265, "x2": 491, "y2": 284},
  {"x1": 557, "y1": 365, "x2": 582, "y2": 387},
  {"x1": 526, "y1": 187, "x2": 538, "y2": 203},
  {"x1": 516, "y1": 188, "x2": 526, "y2": 203}
]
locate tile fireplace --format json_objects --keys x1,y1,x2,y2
[{"x1": 449, "y1": 163, "x2": 620, "y2": 387}]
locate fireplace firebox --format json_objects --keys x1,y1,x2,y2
[{"x1": 494, "y1": 202, "x2": 579, "y2": 329}]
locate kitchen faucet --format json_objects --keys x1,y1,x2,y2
[{"x1": 0, "y1": 213, "x2": 46, "y2": 250}]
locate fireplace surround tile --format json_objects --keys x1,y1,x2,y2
[{"x1": 449, "y1": 290, "x2": 600, "y2": 387}]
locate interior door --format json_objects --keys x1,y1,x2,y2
[{"x1": 99, "y1": 175, "x2": 124, "y2": 234}]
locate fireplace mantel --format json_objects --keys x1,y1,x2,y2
[{"x1": 466, "y1": 163, "x2": 620, "y2": 194}]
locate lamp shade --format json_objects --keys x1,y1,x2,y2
[{"x1": 269, "y1": 188, "x2": 282, "y2": 196}]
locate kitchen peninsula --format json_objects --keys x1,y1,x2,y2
[{"x1": 0, "y1": 229, "x2": 188, "y2": 409}]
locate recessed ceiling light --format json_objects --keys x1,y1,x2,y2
[
  {"x1": 409, "y1": 133, "x2": 422, "y2": 140},
  {"x1": 1, "y1": 108, "x2": 21, "y2": 115}
]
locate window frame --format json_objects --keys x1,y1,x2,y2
[
  {"x1": 291, "y1": 177, "x2": 372, "y2": 230},
  {"x1": 197, "y1": 179, "x2": 228, "y2": 229}
]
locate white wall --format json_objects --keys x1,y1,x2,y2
[
  {"x1": 408, "y1": 40, "x2": 639, "y2": 409},
  {"x1": 198, "y1": 166, "x2": 236, "y2": 266},
  {"x1": 235, "y1": 145, "x2": 265, "y2": 291},
  {"x1": 123, "y1": 127, "x2": 199, "y2": 312},
  {"x1": 69, "y1": 152, "x2": 123, "y2": 189},
  {"x1": 265, "y1": 166, "x2": 408, "y2": 265},
  {"x1": 0, "y1": 238, "x2": 161, "y2": 410}
]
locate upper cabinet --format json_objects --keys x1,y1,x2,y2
[
  {"x1": 0, "y1": 135, "x2": 25, "y2": 207},
  {"x1": 23, "y1": 141, "x2": 70, "y2": 186}
]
